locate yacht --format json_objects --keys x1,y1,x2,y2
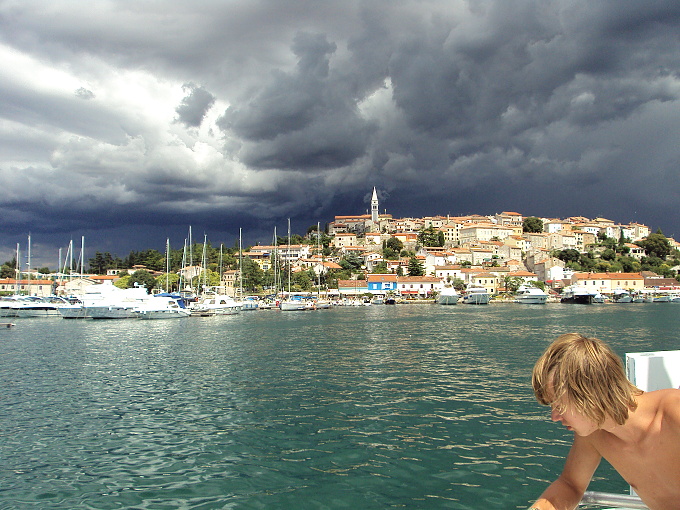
[
  {"x1": 133, "y1": 296, "x2": 191, "y2": 319},
  {"x1": 86, "y1": 285, "x2": 155, "y2": 319},
  {"x1": 463, "y1": 286, "x2": 490, "y2": 305},
  {"x1": 279, "y1": 296, "x2": 308, "y2": 311},
  {"x1": 560, "y1": 285, "x2": 596, "y2": 304},
  {"x1": 514, "y1": 285, "x2": 548, "y2": 304},
  {"x1": 4, "y1": 296, "x2": 70, "y2": 318},
  {"x1": 612, "y1": 289, "x2": 633, "y2": 303},
  {"x1": 437, "y1": 287, "x2": 460, "y2": 305},
  {"x1": 190, "y1": 292, "x2": 241, "y2": 316}
]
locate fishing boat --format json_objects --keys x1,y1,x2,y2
[
  {"x1": 514, "y1": 285, "x2": 547, "y2": 304},
  {"x1": 437, "y1": 287, "x2": 460, "y2": 305}
]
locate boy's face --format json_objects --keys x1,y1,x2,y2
[{"x1": 550, "y1": 396, "x2": 599, "y2": 436}]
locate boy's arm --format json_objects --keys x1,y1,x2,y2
[{"x1": 529, "y1": 435, "x2": 601, "y2": 510}]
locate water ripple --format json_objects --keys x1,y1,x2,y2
[{"x1": 1, "y1": 305, "x2": 677, "y2": 508}]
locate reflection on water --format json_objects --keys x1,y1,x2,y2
[{"x1": 0, "y1": 304, "x2": 677, "y2": 508}]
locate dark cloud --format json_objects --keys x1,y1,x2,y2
[
  {"x1": 175, "y1": 83, "x2": 215, "y2": 127},
  {"x1": 0, "y1": 0, "x2": 679, "y2": 266}
]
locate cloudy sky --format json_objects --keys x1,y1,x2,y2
[{"x1": 1, "y1": 0, "x2": 679, "y2": 268}]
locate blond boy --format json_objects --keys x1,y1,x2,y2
[{"x1": 529, "y1": 333, "x2": 680, "y2": 510}]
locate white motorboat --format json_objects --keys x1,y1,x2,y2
[
  {"x1": 591, "y1": 292, "x2": 606, "y2": 303},
  {"x1": 279, "y1": 298, "x2": 307, "y2": 311},
  {"x1": 652, "y1": 293, "x2": 672, "y2": 303},
  {"x1": 514, "y1": 285, "x2": 547, "y2": 304},
  {"x1": 133, "y1": 296, "x2": 191, "y2": 319},
  {"x1": 240, "y1": 296, "x2": 260, "y2": 311},
  {"x1": 612, "y1": 289, "x2": 632, "y2": 303},
  {"x1": 437, "y1": 287, "x2": 460, "y2": 305},
  {"x1": 5, "y1": 296, "x2": 69, "y2": 318},
  {"x1": 190, "y1": 293, "x2": 241, "y2": 315},
  {"x1": 560, "y1": 285, "x2": 596, "y2": 304},
  {"x1": 463, "y1": 286, "x2": 490, "y2": 305},
  {"x1": 84, "y1": 285, "x2": 155, "y2": 319}
]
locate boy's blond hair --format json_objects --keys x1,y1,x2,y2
[{"x1": 532, "y1": 333, "x2": 642, "y2": 426}]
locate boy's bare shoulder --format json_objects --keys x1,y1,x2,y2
[{"x1": 654, "y1": 388, "x2": 680, "y2": 425}]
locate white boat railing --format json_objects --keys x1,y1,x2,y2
[{"x1": 580, "y1": 491, "x2": 647, "y2": 509}]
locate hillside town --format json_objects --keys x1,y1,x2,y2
[
  {"x1": 242, "y1": 187, "x2": 678, "y2": 300},
  {"x1": 2, "y1": 187, "x2": 679, "y2": 303}
]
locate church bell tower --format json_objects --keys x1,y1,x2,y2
[{"x1": 371, "y1": 187, "x2": 379, "y2": 223}]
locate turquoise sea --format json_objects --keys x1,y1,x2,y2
[{"x1": 1, "y1": 303, "x2": 678, "y2": 509}]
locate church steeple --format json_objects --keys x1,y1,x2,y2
[{"x1": 371, "y1": 187, "x2": 379, "y2": 223}]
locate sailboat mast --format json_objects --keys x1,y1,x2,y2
[
  {"x1": 27, "y1": 234, "x2": 32, "y2": 295},
  {"x1": 15, "y1": 243, "x2": 20, "y2": 295},
  {"x1": 79, "y1": 236, "x2": 85, "y2": 275},
  {"x1": 239, "y1": 228, "x2": 243, "y2": 299},
  {"x1": 179, "y1": 238, "x2": 187, "y2": 293},
  {"x1": 166, "y1": 238, "x2": 170, "y2": 292},
  {"x1": 219, "y1": 244, "x2": 223, "y2": 288},
  {"x1": 201, "y1": 234, "x2": 207, "y2": 293},
  {"x1": 188, "y1": 226, "x2": 193, "y2": 268}
]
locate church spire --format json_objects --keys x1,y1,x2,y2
[{"x1": 371, "y1": 187, "x2": 379, "y2": 223}]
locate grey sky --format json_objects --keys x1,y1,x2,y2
[{"x1": 1, "y1": 0, "x2": 678, "y2": 266}]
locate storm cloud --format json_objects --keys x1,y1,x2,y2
[{"x1": 0, "y1": 0, "x2": 679, "y2": 265}]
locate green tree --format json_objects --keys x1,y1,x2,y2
[
  {"x1": 451, "y1": 278, "x2": 466, "y2": 291},
  {"x1": 523, "y1": 217, "x2": 543, "y2": 233},
  {"x1": 417, "y1": 226, "x2": 444, "y2": 247},
  {"x1": 371, "y1": 261, "x2": 389, "y2": 273},
  {"x1": 88, "y1": 251, "x2": 121, "y2": 274},
  {"x1": 155, "y1": 273, "x2": 180, "y2": 292},
  {"x1": 241, "y1": 257, "x2": 264, "y2": 291},
  {"x1": 292, "y1": 270, "x2": 313, "y2": 291},
  {"x1": 619, "y1": 256, "x2": 641, "y2": 273},
  {"x1": 340, "y1": 252, "x2": 363, "y2": 272},
  {"x1": 385, "y1": 237, "x2": 404, "y2": 252},
  {"x1": 0, "y1": 259, "x2": 15, "y2": 278},
  {"x1": 407, "y1": 256, "x2": 425, "y2": 276},
  {"x1": 601, "y1": 248, "x2": 616, "y2": 261},
  {"x1": 504, "y1": 276, "x2": 525, "y2": 293},
  {"x1": 128, "y1": 270, "x2": 156, "y2": 292},
  {"x1": 383, "y1": 247, "x2": 399, "y2": 260},
  {"x1": 530, "y1": 280, "x2": 546, "y2": 291},
  {"x1": 637, "y1": 233, "x2": 671, "y2": 259},
  {"x1": 114, "y1": 275, "x2": 131, "y2": 289}
]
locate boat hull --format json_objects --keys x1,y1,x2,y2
[
  {"x1": 86, "y1": 306, "x2": 138, "y2": 319},
  {"x1": 280, "y1": 301, "x2": 307, "y2": 311},
  {"x1": 438, "y1": 295, "x2": 459, "y2": 305},
  {"x1": 135, "y1": 309, "x2": 191, "y2": 319},
  {"x1": 561, "y1": 295, "x2": 593, "y2": 304},
  {"x1": 515, "y1": 296, "x2": 547, "y2": 304}
]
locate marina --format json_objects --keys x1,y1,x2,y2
[{"x1": 1, "y1": 303, "x2": 678, "y2": 509}]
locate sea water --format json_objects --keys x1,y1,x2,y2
[{"x1": 1, "y1": 303, "x2": 678, "y2": 509}]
